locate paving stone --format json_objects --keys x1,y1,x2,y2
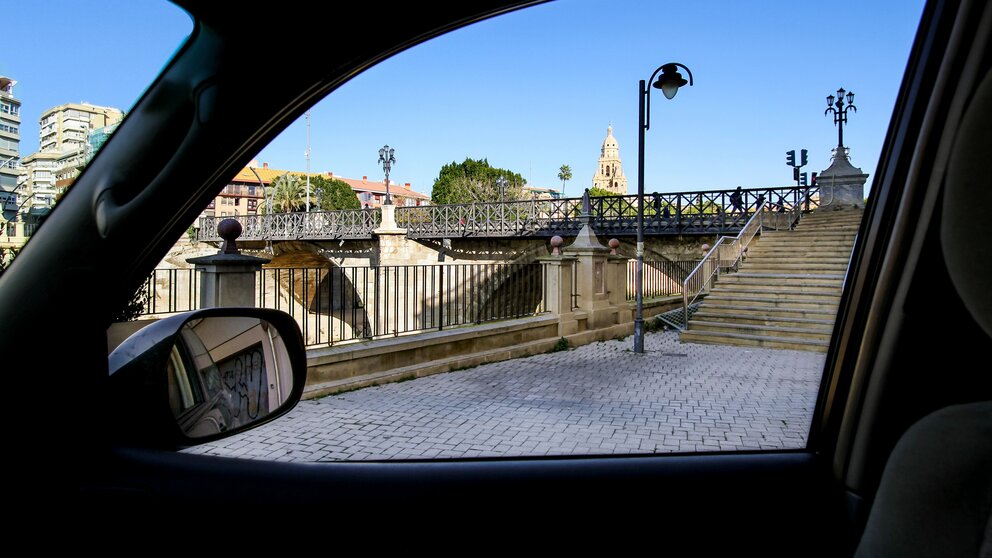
[{"x1": 187, "y1": 330, "x2": 825, "y2": 462}]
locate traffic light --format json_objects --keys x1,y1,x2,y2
[
  {"x1": 800, "y1": 172, "x2": 808, "y2": 186},
  {"x1": 800, "y1": 149, "x2": 808, "y2": 167},
  {"x1": 793, "y1": 167, "x2": 800, "y2": 181},
  {"x1": 811, "y1": 172, "x2": 817, "y2": 186},
  {"x1": 786, "y1": 150, "x2": 796, "y2": 166}
]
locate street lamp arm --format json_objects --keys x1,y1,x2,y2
[
  {"x1": 644, "y1": 62, "x2": 694, "y2": 131},
  {"x1": 825, "y1": 106, "x2": 837, "y2": 117}
]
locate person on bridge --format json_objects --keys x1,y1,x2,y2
[{"x1": 730, "y1": 186, "x2": 744, "y2": 213}]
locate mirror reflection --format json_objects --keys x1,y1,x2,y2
[{"x1": 167, "y1": 317, "x2": 294, "y2": 438}]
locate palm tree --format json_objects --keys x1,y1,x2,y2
[
  {"x1": 271, "y1": 173, "x2": 305, "y2": 212},
  {"x1": 557, "y1": 164, "x2": 572, "y2": 197}
]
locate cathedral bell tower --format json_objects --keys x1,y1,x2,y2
[{"x1": 591, "y1": 125, "x2": 628, "y2": 194}]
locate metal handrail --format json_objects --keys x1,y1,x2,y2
[{"x1": 681, "y1": 200, "x2": 768, "y2": 329}]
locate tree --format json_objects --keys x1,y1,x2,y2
[
  {"x1": 431, "y1": 158, "x2": 526, "y2": 205},
  {"x1": 557, "y1": 164, "x2": 572, "y2": 196},
  {"x1": 588, "y1": 186, "x2": 620, "y2": 198},
  {"x1": 271, "y1": 173, "x2": 305, "y2": 212},
  {"x1": 310, "y1": 175, "x2": 360, "y2": 211}
]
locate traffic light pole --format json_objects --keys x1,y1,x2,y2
[{"x1": 786, "y1": 148, "x2": 808, "y2": 187}]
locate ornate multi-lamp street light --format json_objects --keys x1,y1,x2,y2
[
  {"x1": 634, "y1": 62, "x2": 693, "y2": 354},
  {"x1": 496, "y1": 176, "x2": 508, "y2": 203},
  {"x1": 825, "y1": 88, "x2": 856, "y2": 150},
  {"x1": 378, "y1": 145, "x2": 396, "y2": 206}
]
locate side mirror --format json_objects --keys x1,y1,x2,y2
[{"x1": 108, "y1": 308, "x2": 306, "y2": 449}]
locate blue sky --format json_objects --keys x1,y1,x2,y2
[{"x1": 7, "y1": 0, "x2": 925, "y2": 197}]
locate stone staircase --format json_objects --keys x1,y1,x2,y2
[{"x1": 680, "y1": 208, "x2": 863, "y2": 352}]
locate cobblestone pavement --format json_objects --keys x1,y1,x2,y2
[{"x1": 185, "y1": 331, "x2": 826, "y2": 461}]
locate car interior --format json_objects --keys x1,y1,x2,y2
[{"x1": 1, "y1": 0, "x2": 989, "y2": 550}]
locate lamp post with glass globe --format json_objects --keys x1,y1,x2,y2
[
  {"x1": 634, "y1": 62, "x2": 693, "y2": 354},
  {"x1": 378, "y1": 145, "x2": 395, "y2": 206}
]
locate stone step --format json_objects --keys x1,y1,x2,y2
[
  {"x1": 716, "y1": 277, "x2": 843, "y2": 290},
  {"x1": 729, "y1": 272, "x2": 846, "y2": 280},
  {"x1": 743, "y1": 264, "x2": 850, "y2": 273},
  {"x1": 688, "y1": 320, "x2": 833, "y2": 341},
  {"x1": 802, "y1": 214, "x2": 864, "y2": 221},
  {"x1": 760, "y1": 231, "x2": 858, "y2": 240},
  {"x1": 755, "y1": 239, "x2": 856, "y2": 248},
  {"x1": 710, "y1": 287, "x2": 841, "y2": 302},
  {"x1": 752, "y1": 238, "x2": 856, "y2": 247},
  {"x1": 798, "y1": 223, "x2": 863, "y2": 229},
  {"x1": 704, "y1": 294, "x2": 840, "y2": 310},
  {"x1": 799, "y1": 215, "x2": 864, "y2": 222},
  {"x1": 680, "y1": 330, "x2": 829, "y2": 352},
  {"x1": 701, "y1": 303, "x2": 839, "y2": 320},
  {"x1": 743, "y1": 256, "x2": 853, "y2": 266},
  {"x1": 746, "y1": 248, "x2": 854, "y2": 258},
  {"x1": 691, "y1": 310, "x2": 836, "y2": 328}
]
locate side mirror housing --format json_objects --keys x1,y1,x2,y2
[{"x1": 107, "y1": 307, "x2": 307, "y2": 449}]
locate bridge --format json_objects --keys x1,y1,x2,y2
[{"x1": 197, "y1": 185, "x2": 818, "y2": 242}]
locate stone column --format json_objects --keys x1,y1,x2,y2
[
  {"x1": 565, "y1": 222, "x2": 619, "y2": 330},
  {"x1": 186, "y1": 219, "x2": 268, "y2": 308},
  {"x1": 377, "y1": 204, "x2": 404, "y2": 234},
  {"x1": 537, "y1": 235, "x2": 578, "y2": 335},
  {"x1": 816, "y1": 148, "x2": 869, "y2": 210},
  {"x1": 606, "y1": 238, "x2": 632, "y2": 323}
]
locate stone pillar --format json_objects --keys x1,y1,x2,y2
[
  {"x1": 186, "y1": 219, "x2": 268, "y2": 308},
  {"x1": 538, "y1": 236, "x2": 579, "y2": 335},
  {"x1": 816, "y1": 148, "x2": 869, "y2": 210},
  {"x1": 565, "y1": 222, "x2": 620, "y2": 330},
  {"x1": 377, "y1": 204, "x2": 404, "y2": 234},
  {"x1": 606, "y1": 239, "x2": 632, "y2": 323}
]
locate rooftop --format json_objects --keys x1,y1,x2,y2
[{"x1": 232, "y1": 164, "x2": 429, "y2": 200}]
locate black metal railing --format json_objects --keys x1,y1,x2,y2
[
  {"x1": 398, "y1": 185, "x2": 819, "y2": 238},
  {"x1": 256, "y1": 263, "x2": 546, "y2": 347},
  {"x1": 143, "y1": 268, "x2": 201, "y2": 315},
  {"x1": 198, "y1": 208, "x2": 382, "y2": 241},
  {"x1": 627, "y1": 260, "x2": 703, "y2": 301},
  {"x1": 196, "y1": 185, "x2": 819, "y2": 241}
]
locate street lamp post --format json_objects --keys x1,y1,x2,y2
[
  {"x1": 0, "y1": 154, "x2": 17, "y2": 218},
  {"x1": 635, "y1": 62, "x2": 693, "y2": 354},
  {"x1": 825, "y1": 88, "x2": 856, "y2": 150},
  {"x1": 305, "y1": 110, "x2": 312, "y2": 212},
  {"x1": 378, "y1": 145, "x2": 395, "y2": 205}
]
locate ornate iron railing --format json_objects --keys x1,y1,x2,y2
[
  {"x1": 395, "y1": 197, "x2": 585, "y2": 238},
  {"x1": 198, "y1": 209, "x2": 381, "y2": 241},
  {"x1": 197, "y1": 185, "x2": 818, "y2": 241},
  {"x1": 400, "y1": 185, "x2": 818, "y2": 238}
]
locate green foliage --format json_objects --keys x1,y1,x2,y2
[
  {"x1": 310, "y1": 175, "x2": 360, "y2": 211},
  {"x1": 588, "y1": 186, "x2": 620, "y2": 198},
  {"x1": 558, "y1": 164, "x2": 572, "y2": 195},
  {"x1": 271, "y1": 173, "x2": 305, "y2": 212},
  {"x1": 431, "y1": 158, "x2": 526, "y2": 205},
  {"x1": 550, "y1": 337, "x2": 570, "y2": 352}
]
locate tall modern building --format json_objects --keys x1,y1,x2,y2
[
  {"x1": 0, "y1": 77, "x2": 21, "y2": 220},
  {"x1": 20, "y1": 102, "x2": 123, "y2": 208},
  {"x1": 591, "y1": 125, "x2": 628, "y2": 195},
  {"x1": 38, "y1": 102, "x2": 122, "y2": 154}
]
